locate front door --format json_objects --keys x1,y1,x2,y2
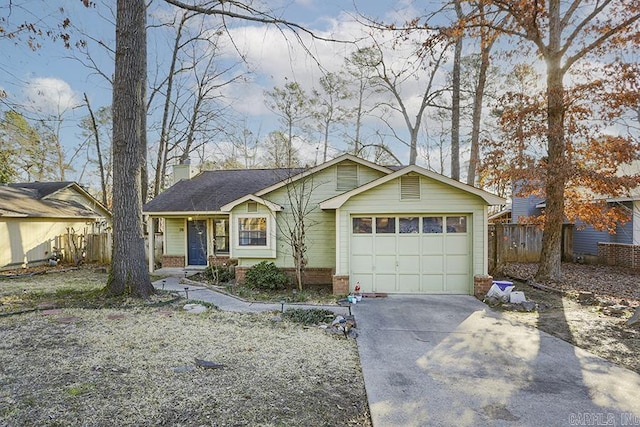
[{"x1": 187, "y1": 220, "x2": 207, "y2": 266}]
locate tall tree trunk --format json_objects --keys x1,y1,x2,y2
[
  {"x1": 106, "y1": 0, "x2": 154, "y2": 297},
  {"x1": 84, "y1": 93, "x2": 108, "y2": 207},
  {"x1": 154, "y1": 13, "x2": 186, "y2": 197},
  {"x1": 466, "y1": 19, "x2": 494, "y2": 186},
  {"x1": 536, "y1": 1, "x2": 564, "y2": 282},
  {"x1": 450, "y1": 0, "x2": 463, "y2": 180}
]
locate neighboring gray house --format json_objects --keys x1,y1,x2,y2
[{"x1": 508, "y1": 180, "x2": 640, "y2": 258}]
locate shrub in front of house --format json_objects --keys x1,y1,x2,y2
[
  {"x1": 244, "y1": 261, "x2": 289, "y2": 290},
  {"x1": 203, "y1": 264, "x2": 235, "y2": 284}
]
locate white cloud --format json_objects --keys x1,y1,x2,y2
[{"x1": 24, "y1": 77, "x2": 81, "y2": 115}]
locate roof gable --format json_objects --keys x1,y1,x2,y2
[
  {"x1": 319, "y1": 165, "x2": 505, "y2": 209},
  {"x1": 0, "y1": 182, "x2": 110, "y2": 219},
  {"x1": 255, "y1": 154, "x2": 393, "y2": 197}
]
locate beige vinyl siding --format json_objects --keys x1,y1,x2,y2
[
  {"x1": 336, "y1": 176, "x2": 488, "y2": 280},
  {"x1": 256, "y1": 162, "x2": 387, "y2": 269},
  {"x1": 0, "y1": 218, "x2": 92, "y2": 268},
  {"x1": 165, "y1": 218, "x2": 186, "y2": 256}
]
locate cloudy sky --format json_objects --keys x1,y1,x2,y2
[{"x1": 1, "y1": 0, "x2": 466, "y2": 181}]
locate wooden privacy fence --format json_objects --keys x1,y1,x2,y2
[
  {"x1": 488, "y1": 224, "x2": 573, "y2": 274},
  {"x1": 58, "y1": 231, "x2": 112, "y2": 265}
]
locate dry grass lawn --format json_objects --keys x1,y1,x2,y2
[{"x1": 0, "y1": 269, "x2": 370, "y2": 426}]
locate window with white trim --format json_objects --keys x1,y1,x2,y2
[{"x1": 238, "y1": 217, "x2": 267, "y2": 246}]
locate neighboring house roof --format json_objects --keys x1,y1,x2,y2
[
  {"x1": 488, "y1": 205, "x2": 512, "y2": 222},
  {"x1": 319, "y1": 164, "x2": 506, "y2": 209},
  {"x1": 0, "y1": 182, "x2": 109, "y2": 219},
  {"x1": 143, "y1": 168, "x2": 303, "y2": 214}
]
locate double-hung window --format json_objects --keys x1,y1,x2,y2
[{"x1": 238, "y1": 217, "x2": 267, "y2": 246}]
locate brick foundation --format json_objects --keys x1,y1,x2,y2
[
  {"x1": 235, "y1": 266, "x2": 333, "y2": 287},
  {"x1": 162, "y1": 255, "x2": 185, "y2": 268},
  {"x1": 474, "y1": 275, "x2": 493, "y2": 300},
  {"x1": 598, "y1": 243, "x2": 640, "y2": 269},
  {"x1": 332, "y1": 275, "x2": 350, "y2": 295}
]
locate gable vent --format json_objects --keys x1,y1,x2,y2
[
  {"x1": 337, "y1": 164, "x2": 358, "y2": 191},
  {"x1": 401, "y1": 175, "x2": 420, "y2": 200},
  {"x1": 247, "y1": 201, "x2": 258, "y2": 212}
]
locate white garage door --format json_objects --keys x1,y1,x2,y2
[{"x1": 350, "y1": 215, "x2": 471, "y2": 294}]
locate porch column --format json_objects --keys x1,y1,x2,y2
[
  {"x1": 147, "y1": 215, "x2": 154, "y2": 273},
  {"x1": 334, "y1": 208, "x2": 341, "y2": 275}
]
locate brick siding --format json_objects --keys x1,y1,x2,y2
[
  {"x1": 162, "y1": 255, "x2": 185, "y2": 268},
  {"x1": 332, "y1": 275, "x2": 350, "y2": 295},
  {"x1": 598, "y1": 243, "x2": 640, "y2": 269},
  {"x1": 235, "y1": 266, "x2": 333, "y2": 288},
  {"x1": 473, "y1": 275, "x2": 493, "y2": 300}
]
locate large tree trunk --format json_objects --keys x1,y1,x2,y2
[
  {"x1": 450, "y1": 0, "x2": 463, "y2": 180},
  {"x1": 106, "y1": 0, "x2": 154, "y2": 297},
  {"x1": 466, "y1": 21, "x2": 494, "y2": 186},
  {"x1": 536, "y1": 2, "x2": 564, "y2": 282},
  {"x1": 84, "y1": 93, "x2": 108, "y2": 207}
]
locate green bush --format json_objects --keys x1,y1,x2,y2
[
  {"x1": 244, "y1": 261, "x2": 289, "y2": 290},
  {"x1": 203, "y1": 265, "x2": 234, "y2": 284},
  {"x1": 283, "y1": 308, "x2": 335, "y2": 325}
]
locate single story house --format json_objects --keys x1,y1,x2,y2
[
  {"x1": 0, "y1": 182, "x2": 111, "y2": 269},
  {"x1": 143, "y1": 154, "x2": 505, "y2": 294}
]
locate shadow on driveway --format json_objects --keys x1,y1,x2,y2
[{"x1": 353, "y1": 295, "x2": 640, "y2": 426}]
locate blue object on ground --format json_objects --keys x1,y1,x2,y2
[{"x1": 493, "y1": 280, "x2": 514, "y2": 291}]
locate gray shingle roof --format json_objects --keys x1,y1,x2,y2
[
  {"x1": 143, "y1": 168, "x2": 303, "y2": 213},
  {"x1": 0, "y1": 182, "x2": 105, "y2": 218},
  {"x1": 6, "y1": 182, "x2": 74, "y2": 198}
]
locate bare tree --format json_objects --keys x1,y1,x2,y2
[
  {"x1": 364, "y1": 37, "x2": 451, "y2": 165},
  {"x1": 311, "y1": 72, "x2": 352, "y2": 163}
]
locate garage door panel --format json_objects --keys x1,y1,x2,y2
[
  {"x1": 375, "y1": 255, "x2": 396, "y2": 274},
  {"x1": 446, "y1": 254, "x2": 469, "y2": 274},
  {"x1": 421, "y1": 275, "x2": 444, "y2": 292},
  {"x1": 398, "y1": 255, "x2": 420, "y2": 272},
  {"x1": 375, "y1": 274, "x2": 397, "y2": 292},
  {"x1": 398, "y1": 275, "x2": 420, "y2": 292},
  {"x1": 422, "y1": 255, "x2": 444, "y2": 273},
  {"x1": 421, "y1": 236, "x2": 444, "y2": 254},
  {"x1": 375, "y1": 235, "x2": 397, "y2": 255},
  {"x1": 352, "y1": 254, "x2": 372, "y2": 273},
  {"x1": 352, "y1": 236, "x2": 373, "y2": 254},
  {"x1": 445, "y1": 274, "x2": 470, "y2": 294},
  {"x1": 398, "y1": 236, "x2": 420, "y2": 254},
  {"x1": 445, "y1": 235, "x2": 468, "y2": 254}
]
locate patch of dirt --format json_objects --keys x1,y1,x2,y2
[
  {"x1": 0, "y1": 270, "x2": 370, "y2": 426},
  {"x1": 496, "y1": 262, "x2": 640, "y2": 374}
]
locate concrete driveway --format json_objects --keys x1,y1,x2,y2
[{"x1": 353, "y1": 295, "x2": 640, "y2": 427}]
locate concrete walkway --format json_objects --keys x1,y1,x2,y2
[
  {"x1": 151, "y1": 272, "x2": 351, "y2": 315},
  {"x1": 353, "y1": 294, "x2": 640, "y2": 427}
]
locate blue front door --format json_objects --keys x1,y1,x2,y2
[{"x1": 187, "y1": 220, "x2": 207, "y2": 266}]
